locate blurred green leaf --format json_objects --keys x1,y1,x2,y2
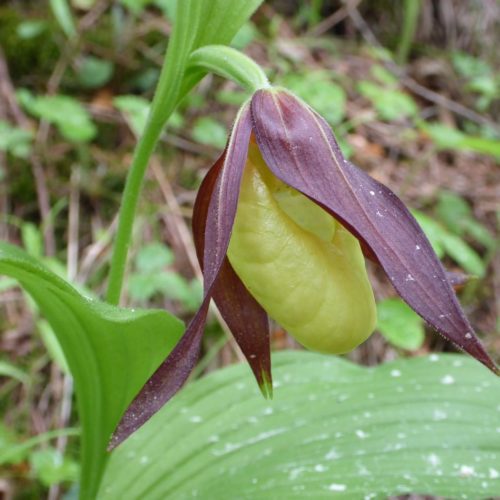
[
  {"x1": 72, "y1": 0, "x2": 97, "y2": 9},
  {"x1": 136, "y1": 242, "x2": 174, "y2": 273},
  {"x1": 49, "y1": 0, "x2": 77, "y2": 38},
  {"x1": 37, "y1": 319, "x2": 70, "y2": 374},
  {"x1": 30, "y1": 447, "x2": 79, "y2": 486},
  {"x1": 371, "y1": 65, "x2": 398, "y2": 86},
  {"x1": 437, "y1": 192, "x2": 496, "y2": 250},
  {"x1": 154, "y1": 0, "x2": 177, "y2": 20},
  {"x1": 439, "y1": 232, "x2": 486, "y2": 278},
  {"x1": 119, "y1": 0, "x2": 152, "y2": 15},
  {"x1": 156, "y1": 272, "x2": 202, "y2": 311},
  {"x1": 413, "y1": 211, "x2": 485, "y2": 277},
  {"x1": 0, "y1": 121, "x2": 33, "y2": 158},
  {"x1": 452, "y1": 51, "x2": 492, "y2": 79},
  {"x1": 17, "y1": 90, "x2": 97, "y2": 143},
  {"x1": 0, "y1": 360, "x2": 30, "y2": 385},
  {"x1": 16, "y1": 20, "x2": 48, "y2": 39},
  {"x1": 100, "y1": 352, "x2": 500, "y2": 499},
  {"x1": 192, "y1": 117, "x2": 227, "y2": 149},
  {"x1": 0, "y1": 277, "x2": 17, "y2": 293},
  {"x1": 76, "y1": 56, "x2": 114, "y2": 89},
  {"x1": 358, "y1": 81, "x2": 417, "y2": 121},
  {"x1": 231, "y1": 22, "x2": 258, "y2": 49},
  {"x1": 216, "y1": 89, "x2": 247, "y2": 106},
  {"x1": 282, "y1": 72, "x2": 346, "y2": 126},
  {"x1": 21, "y1": 223, "x2": 43, "y2": 258},
  {"x1": 377, "y1": 298, "x2": 425, "y2": 350},
  {"x1": 113, "y1": 95, "x2": 150, "y2": 136},
  {"x1": 0, "y1": 428, "x2": 79, "y2": 467},
  {"x1": 420, "y1": 122, "x2": 500, "y2": 159},
  {"x1": 0, "y1": 424, "x2": 25, "y2": 465},
  {"x1": 127, "y1": 274, "x2": 160, "y2": 302}
]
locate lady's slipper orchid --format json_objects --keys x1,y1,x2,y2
[{"x1": 110, "y1": 88, "x2": 498, "y2": 448}]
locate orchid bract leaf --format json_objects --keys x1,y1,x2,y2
[
  {"x1": 99, "y1": 351, "x2": 500, "y2": 499},
  {"x1": 0, "y1": 242, "x2": 183, "y2": 499}
]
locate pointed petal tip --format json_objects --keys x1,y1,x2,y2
[
  {"x1": 106, "y1": 414, "x2": 137, "y2": 451},
  {"x1": 258, "y1": 369, "x2": 273, "y2": 400}
]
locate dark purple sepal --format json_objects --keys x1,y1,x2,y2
[
  {"x1": 192, "y1": 121, "x2": 272, "y2": 398},
  {"x1": 109, "y1": 104, "x2": 256, "y2": 450},
  {"x1": 212, "y1": 260, "x2": 273, "y2": 399},
  {"x1": 251, "y1": 88, "x2": 498, "y2": 375},
  {"x1": 108, "y1": 300, "x2": 209, "y2": 450}
]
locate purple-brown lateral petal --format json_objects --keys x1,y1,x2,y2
[
  {"x1": 193, "y1": 125, "x2": 272, "y2": 398},
  {"x1": 251, "y1": 89, "x2": 498, "y2": 375},
  {"x1": 212, "y1": 261, "x2": 272, "y2": 397},
  {"x1": 109, "y1": 104, "x2": 255, "y2": 450}
]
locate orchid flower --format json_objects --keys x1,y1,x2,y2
[{"x1": 110, "y1": 87, "x2": 498, "y2": 448}]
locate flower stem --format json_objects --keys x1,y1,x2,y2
[
  {"x1": 188, "y1": 45, "x2": 270, "y2": 93},
  {"x1": 106, "y1": 47, "x2": 268, "y2": 305},
  {"x1": 106, "y1": 64, "x2": 185, "y2": 305}
]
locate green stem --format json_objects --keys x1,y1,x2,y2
[
  {"x1": 106, "y1": 70, "x2": 182, "y2": 305},
  {"x1": 188, "y1": 45, "x2": 269, "y2": 92},
  {"x1": 106, "y1": 44, "x2": 269, "y2": 305},
  {"x1": 397, "y1": 0, "x2": 421, "y2": 64}
]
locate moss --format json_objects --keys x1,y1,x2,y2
[{"x1": 0, "y1": 7, "x2": 60, "y2": 83}]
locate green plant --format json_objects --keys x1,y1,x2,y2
[{"x1": 1, "y1": 1, "x2": 499, "y2": 499}]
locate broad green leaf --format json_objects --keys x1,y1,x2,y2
[
  {"x1": 0, "y1": 242, "x2": 184, "y2": 499},
  {"x1": 377, "y1": 298, "x2": 425, "y2": 350},
  {"x1": 100, "y1": 352, "x2": 500, "y2": 499}
]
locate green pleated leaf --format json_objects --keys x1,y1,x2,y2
[
  {"x1": 0, "y1": 242, "x2": 183, "y2": 499},
  {"x1": 100, "y1": 351, "x2": 500, "y2": 499}
]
